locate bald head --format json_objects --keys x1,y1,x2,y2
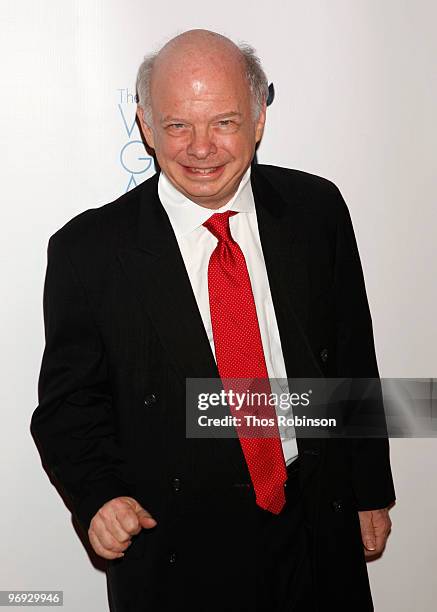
[
  {"x1": 156, "y1": 29, "x2": 243, "y2": 68},
  {"x1": 135, "y1": 29, "x2": 268, "y2": 209},
  {"x1": 136, "y1": 29, "x2": 268, "y2": 126}
]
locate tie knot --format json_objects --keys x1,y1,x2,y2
[{"x1": 203, "y1": 210, "x2": 238, "y2": 242}]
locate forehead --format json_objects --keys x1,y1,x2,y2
[{"x1": 151, "y1": 53, "x2": 251, "y2": 113}]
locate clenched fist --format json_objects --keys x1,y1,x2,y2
[
  {"x1": 358, "y1": 507, "x2": 392, "y2": 558},
  {"x1": 88, "y1": 496, "x2": 157, "y2": 560}
]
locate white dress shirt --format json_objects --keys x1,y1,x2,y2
[{"x1": 158, "y1": 166, "x2": 298, "y2": 465}]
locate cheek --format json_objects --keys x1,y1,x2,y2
[
  {"x1": 220, "y1": 132, "x2": 254, "y2": 160},
  {"x1": 155, "y1": 138, "x2": 184, "y2": 163}
]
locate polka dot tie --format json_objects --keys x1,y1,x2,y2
[{"x1": 203, "y1": 210, "x2": 287, "y2": 514}]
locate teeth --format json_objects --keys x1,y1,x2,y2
[{"x1": 190, "y1": 167, "x2": 217, "y2": 174}]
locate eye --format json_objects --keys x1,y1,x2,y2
[
  {"x1": 218, "y1": 120, "x2": 232, "y2": 126},
  {"x1": 168, "y1": 123, "x2": 186, "y2": 129}
]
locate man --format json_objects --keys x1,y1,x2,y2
[{"x1": 31, "y1": 29, "x2": 395, "y2": 611}]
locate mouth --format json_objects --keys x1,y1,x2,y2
[{"x1": 182, "y1": 164, "x2": 225, "y2": 178}]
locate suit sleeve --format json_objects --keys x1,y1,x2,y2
[
  {"x1": 332, "y1": 187, "x2": 396, "y2": 510},
  {"x1": 30, "y1": 234, "x2": 133, "y2": 535}
]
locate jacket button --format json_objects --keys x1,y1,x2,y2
[
  {"x1": 332, "y1": 499, "x2": 343, "y2": 512},
  {"x1": 320, "y1": 348, "x2": 328, "y2": 363},
  {"x1": 303, "y1": 448, "x2": 320, "y2": 456},
  {"x1": 172, "y1": 477, "x2": 181, "y2": 492},
  {"x1": 144, "y1": 393, "x2": 157, "y2": 406},
  {"x1": 169, "y1": 552, "x2": 177, "y2": 564}
]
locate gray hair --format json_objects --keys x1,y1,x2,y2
[{"x1": 136, "y1": 41, "x2": 268, "y2": 126}]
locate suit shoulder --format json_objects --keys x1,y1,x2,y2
[
  {"x1": 47, "y1": 174, "x2": 156, "y2": 254},
  {"x1": 256, "y1": 163, "x2": 340, "y2": 192},
  {"x1": 255, "y1": 163, "x2": 347, "y2": 215}
]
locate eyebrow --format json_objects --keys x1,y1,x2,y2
[{"x1": 160, "y1": 111, "x2": 242, "y2": 124}]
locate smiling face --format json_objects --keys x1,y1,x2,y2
[{"x1": 137, "y1": 36, "x2": 266, "y2": 209}]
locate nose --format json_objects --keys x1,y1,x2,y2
[{"x1": 186, "y1": 126, "x2": 217, "y2": 159}]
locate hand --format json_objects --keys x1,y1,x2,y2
[
  {"x1": 358, "y1": 507, "x2": 392, "y2": 558},
  {"x1": 88, "y1": 496, "x2": 157, "y2": 560}
]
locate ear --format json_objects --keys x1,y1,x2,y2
[
  {"x1": 255, "y1": 101, "x2": 267, "y2": 143},
  {"x1": 137, "y1": 106, "x2": 155, "y2": 149}
]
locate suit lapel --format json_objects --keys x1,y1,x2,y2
[
  {"x1": 117, "y1": 173, "x2": 218, "y2": 382},
  {"x1": 251, "y1": 165, "x2": 323, "y2": 379}
]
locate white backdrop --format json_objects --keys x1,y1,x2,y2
[{"x1": 1, "y1": 1, "x2": 436, "y2": 610}]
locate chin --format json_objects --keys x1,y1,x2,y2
[{"x1": 185, "y1": 183, "x2": 229, "y2": 198}]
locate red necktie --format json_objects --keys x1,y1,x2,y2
[{"x1": 203, "y1": 210, "x2": 287, "y2": 514}]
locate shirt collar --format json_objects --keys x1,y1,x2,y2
[{"x1": 158, "y1": 165, "x2": 254, "y2": 237}]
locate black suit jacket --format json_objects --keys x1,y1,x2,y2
[{"x1": 31, "y1": 163, "x2": 395, "y2": 611}]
